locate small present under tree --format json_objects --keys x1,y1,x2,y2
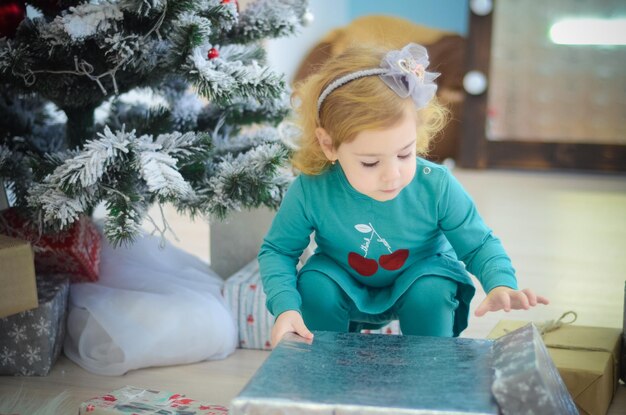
[{"x1": 0, "y1": 0, "x2": 308, "y2": 246}]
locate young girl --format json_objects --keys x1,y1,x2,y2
[{"x1": 258, "y1": 43, "x2": 548, "y2": 347}]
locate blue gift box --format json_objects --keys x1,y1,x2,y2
[{"x1": 231, "y1": 324, "x2": 577, "y2": 415}]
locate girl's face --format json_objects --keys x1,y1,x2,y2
[{"x1": 318, "y1": 108, "x2": 418, "y2": 202}]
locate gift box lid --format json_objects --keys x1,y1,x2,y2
[{"x1": 0, "y1": 234, "x2": 37, "y2": 318}]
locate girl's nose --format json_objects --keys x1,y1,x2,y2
[{"x1": 382, "y1": 161, "x2": 401, "y2": 182}]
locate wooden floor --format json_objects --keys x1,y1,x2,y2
[{"x1": 1, "y1": 167, "x2": 625, "y2": 412}]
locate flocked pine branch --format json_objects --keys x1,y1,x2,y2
[
  {"x1": 21, "y1": 124, "x2": 292, "y2": 245},
  {"x1": 228, "y1": 0, "x2": 308, "y2": 43},
  {"x1": 189, "y1": 140, "x2": 292, "y2": 218},
  {"x1": 0, "y1": 0, "x2": 309, "y2": 245}
]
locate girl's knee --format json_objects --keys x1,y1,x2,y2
[
  {"x1": 399, "y1": 276, "x2": 459, "y2": 313},
  {"x1": 396, "y1": 276, "x2": 459, "y2": 337}
]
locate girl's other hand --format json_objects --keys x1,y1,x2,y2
[
  {"x1": 474, "y1": 286, "x2": 549, "y2": 317},
  {"x1": 271, "y1": 310, "x2": 314, "y2": 348}
]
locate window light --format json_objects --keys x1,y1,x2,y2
[{"x1": 549, "y1": 18, "x2": 626, "y2": 45}]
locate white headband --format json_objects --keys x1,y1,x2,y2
[{"x1": 316, "y1": 43, "x2": 439, "y2": 116}]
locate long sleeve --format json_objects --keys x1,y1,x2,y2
[
  {"x1": 437, "y1": 171, "x2": 518, "y2": 293},
  {"x1": 258, "y1": 177, "x2": 314, "y2": 316}
]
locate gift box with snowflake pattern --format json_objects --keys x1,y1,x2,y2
[
  {"x1": 79, "y1": 385, "x2": 228, "y2": 414},
  {"x1": 224, "y1": 260, "x2": 400, "y2": 350},
  {"x1": 0, "y1": 276, "x2": 69, "y2": 375}
]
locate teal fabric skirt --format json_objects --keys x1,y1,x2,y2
[{"x1": 299, "y1": 253, "x2": 476, "y2": 336}]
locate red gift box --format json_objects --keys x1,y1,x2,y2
[{"x1": 0, "y1": 208, "x2": 100, "y2": 282}]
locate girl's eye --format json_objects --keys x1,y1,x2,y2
[
  {"x1": 398, "y1": 153, "x2": 412, "y2": 160},
  {"x1": 361, "y1": 161, "x2": 379, "y2": 168}
]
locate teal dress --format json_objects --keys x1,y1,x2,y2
[{"x1": 258, "y1": 158, "x2": 518, "y2": 336}]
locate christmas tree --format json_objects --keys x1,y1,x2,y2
[{"x1": 0, "y1": 0, "x2": 308, "y2": 246}]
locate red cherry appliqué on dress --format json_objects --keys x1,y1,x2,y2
[
  {"x1": 379, "y1": 249, "x2": 409, "y2": 271},
  {"x1": 349, "y1": 222, "x2": 409, "y2": 276},
  {"x1": 348, "y1": 252, "x2": 378, "y2": 276}
]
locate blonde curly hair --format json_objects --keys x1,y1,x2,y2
[{"x1": 290, "y1": 44, "x2": 448, "y2": 175}]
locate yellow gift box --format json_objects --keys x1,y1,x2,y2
[{"x1": 488, "y1": 319, "x2": 622, "y2": 415}]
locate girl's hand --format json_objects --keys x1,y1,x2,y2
[
  {"x1": 271, "y1": 310, "x2": 314, "y2": 348},
  {"x1": 474, "y1": 286, "x2": 549, "y2": 317}
]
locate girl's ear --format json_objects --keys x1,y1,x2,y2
[{"x1": 315, "y1": 127, "x2": 337, "y2": 162}]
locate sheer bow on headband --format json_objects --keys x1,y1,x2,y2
[{"x1": 316, "y1": 43, "x2": 439, "y2": 115}]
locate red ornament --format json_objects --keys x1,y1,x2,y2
[
  {"x1": 207, "y1": 47, "x2": 219, "y2": 60},
  {"x1": 221, "y1": 0, "x2": 239, "y2": 13},
  {"x1": 0, "y1": 0, "x2": 26, "y2": 39}
]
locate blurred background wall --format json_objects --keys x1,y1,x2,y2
[{"x1": 265, "y1": 0, "x2": 468, "y2": 83}]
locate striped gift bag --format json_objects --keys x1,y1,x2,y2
[{"x1": 223, "y1": 260, "x2": 401, "y2": 350}]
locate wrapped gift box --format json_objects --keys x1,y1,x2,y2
[
  {"x1": 0, "y1": 208, "x2": 101, "y2": 283},
  {"x1": 361, "y1": 319, "x2": 401, "y2": 335},
  {"x1": 0, "y1": 276, "x2": 69, "y2": 375},
  {"x1": 79, "y1": 385, "x2": 228, "y2": 414},
  {"x1": 491, "y1": 322, "x2": 577, "y2": 415},
  {"x1": 231, "y1": 325, "x2": 576, "y2": 414},
  {"x1": 223, "y1": 260, "x2": 274, "y2": 350},
  {"x1": 0, "y1": 234, "x2": 37, "y2": 318},
  {"x1": 224, "y1": 260, "x2": 399, "y2": 350},
  {"x1": 488, "y1": 319, "x2": 622, "y2": 415}
]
